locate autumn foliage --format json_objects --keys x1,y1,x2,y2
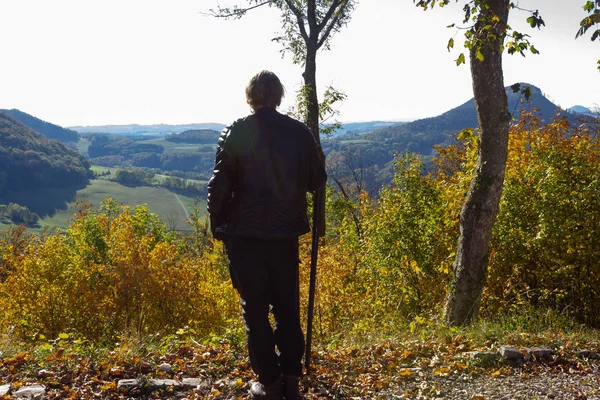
[
  {"x1": 0, "y1": 200, "x2": 239, "y2": 341},
  {"x1": 0, "y1": 112, "x2": 599, "y2": 345}
]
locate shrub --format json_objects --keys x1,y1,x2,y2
[{"x1": 0, "y1": 198, "x2": 238, "y2": 341}]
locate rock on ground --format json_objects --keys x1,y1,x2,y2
[{"x1": 13, "y1": 385, "x2": 46, "y2": 399}]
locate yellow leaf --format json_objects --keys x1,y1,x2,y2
[{"x1": 398, "y1": 368, "x2": 411, "y2": 377}]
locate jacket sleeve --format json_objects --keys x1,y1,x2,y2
[
  {"x1": 305, "y1": 127, "x2": 327, "y2": 193},
  {"x1": 207, "y1": 126, "x2": 236, "y2": 239}
]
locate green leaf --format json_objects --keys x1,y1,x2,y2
[
  {"x1": 476, "y1": 49, "x2": 484, "y2": 61},
  {"x1": 456, "y1": 53, "x2": 466, "y2": 66},
  {"x1": 584, "y1": 1, "x2": 595, "y2": 12},
  {"x1": 447, "y1": 38, "x2": 454, "y2": 51},
  {"x1": 58, "y1": 333, "x2": 69, "y2": 340},
  {"x1": 530, "y1": 45, "x2": 539, "y2": 54},
  {"x1": 527, "y1": 16, "x2": 536, "y2": 28},
  {"x1": 510, "y1": 83, "x2": 521, "y2": 93},
  {"x1": 457, "y1": 129, "x2": 473, "y2": 140}
]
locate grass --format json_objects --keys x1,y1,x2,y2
[
  {"x1": 153, "y1": 174, "x2": 207, "y2": 186},
  {"x1": 76, "y1": 138, "x2": 91, "y2": 156},
  {"x1": 142, "y1": 137, "x2": 215, "y2": 154},
  {"x1": 331, "y1": 306, "x2": 600, "y2": 353},
  {"x1": 0, "y1": 180, "x2": 207, "y2": 233},
  {"x1": 89, "y1": 165, "x2": 119, "y2": 177},
  {"x1": 90, "y1": 166, "x2": 207, "y2": 186}
]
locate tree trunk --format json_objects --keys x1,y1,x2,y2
[
  {"x1": 303, "y1": 45, "x2": 320, "y2": 147},
  {"x1": 444, "y1": 0, "x2": 511, "y2": 326},
  {"x1": 303, "y1": 43, "x2": 326, "y2": 236}
]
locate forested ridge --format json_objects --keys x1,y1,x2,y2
[
  {"x1": 0, "y1": 112, "x2": 90, "y2": 195},
  {"x1": 1, "y1": 109, "x2": 79, "y2": 143},
  {"x1": 323, "y1": 84, "x2": 577, "y2": 189},
  {"x1": 165, "y1": 129, "x2": 220, "y2": 144}
]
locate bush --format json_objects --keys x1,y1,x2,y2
[
  {"x1": 1, "y1": 203, "x2": 40, "y2": 227},
  {"x1": 0, "y1": 199, "x2": 238, "y2": 341},
  {"x1": 114, "y1": 169, "x2": 154, "y2": 186}
]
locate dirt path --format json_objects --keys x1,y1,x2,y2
[{"x1": 173, "y1": 192, "x2": 190, "y2": 220}]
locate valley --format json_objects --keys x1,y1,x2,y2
[{"x1": 0, "y1": 84, "x2": 594, "y2": 234}]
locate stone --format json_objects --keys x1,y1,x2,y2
[
  {"x1": 467, "y1": 351, "x2": 500, "y2": 361},
  {"x1": 182, "y1": 378, "x2": 203, "y2": 390},
  {"x1": 577, "y1": 350, "x2": 600, "y2": 360},
  {"x1": 526, "y1": 348, "x2": 554, "y2": 361},
  {"x1": 499, "y1": 345, "x2": 523, "y2": 360},
  {"x1": 36, "y1": 369, "x2": 51, "y2": 378},
  {"x1": 117, "y1": 378, "x2": 144, "y2": 389},
  {"x1": 158, "y1": 362, "x2": 173, "y2": 373},
  {"x1": 148, "y1": 379, "x2": 182, "y2": 390},
  {"x1": 13, "y1": 385, "x2": 46, "y2": 399},
  {"x1": 0, "y1": 384, "x2": 10, "y2": 395}
]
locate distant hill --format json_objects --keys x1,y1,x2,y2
[
  {"x1": 0, "y1": 112, "x2": 91, "y2": 214},
  {"x1": 324, "y1": 121, "x2": 407, "y2": 137},
  {"x1": 567, "y1": 105, "x2": 593, "y2": 115},
  {"x1": 363, "y1": 83, "x2": 564, "y2": 154},
  {"x1": 322, "y1": 83, "x2": 569, "y2": 190},
  {"x1": 1, "y1": 109, "x2": 78, "y2": 143},
  {"x1": 165, "y1": 129, "x2": 220, "y2": 144},
  {"x1": 71, "y1": 123, "x2": 226, "y2": 136}
]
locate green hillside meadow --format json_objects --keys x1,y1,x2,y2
[
  {"x1": 143, "y1": 136, "x2": 216, "y2": 153},
  {"x1": 0, "y1": 179, "x2": 204, "y2": 233}
]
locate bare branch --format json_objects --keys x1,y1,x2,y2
[
  {"x1": 330, "y1": 175, "x2": 350, "y2": 200},
  {"x1": 200, "y1": 1, "x2": 271, "y2": 19},
  {"x1": 317, "y1": 3, "x2": 345, "y2": 49}
]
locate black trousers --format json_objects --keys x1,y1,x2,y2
[{"x1": 225, "y1": 236, "x2": 305, "y2": 385}]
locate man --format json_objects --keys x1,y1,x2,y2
[{"x1": 207, "y1": 70, "x2": 326, "y2": 400}]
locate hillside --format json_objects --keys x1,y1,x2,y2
[
  {"x1": 324, "y1": 120, "x2": 406, "y2": 137},
  {"x1": 1, "y1": 109, "x2": 78, "y2": 143},
  {"x1": 362, "y1": 83, "x2": 564, "y2": 154},
  {"x1": 165, "y1": 129, "x2": 220, "y2": 144},
  {"x1": 322, "y1": 83, "x2": 568, "y2": 188},
  {"x1": 0, "y1": 112, "x2": 91, "y2": 214},
  {"x1": 568, "y1": 105, "x2": 593, "y2": 115}
]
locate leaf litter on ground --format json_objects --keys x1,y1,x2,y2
[{"x1": 1, "y1": 332, "x2": 600, "y2": 399}]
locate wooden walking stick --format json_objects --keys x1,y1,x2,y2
[{"x1": 305, "y1": 186, "x2": 324, "y2": 376}]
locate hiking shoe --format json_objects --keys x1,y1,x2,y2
[
  {"x1": 250, "y1": 379, "x2": 284, "y2": 400},
  {"x1": 282, "y1": 375, "x2": 299, "y2": 400}
]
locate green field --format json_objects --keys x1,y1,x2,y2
[
  {"x1": 89, "y1": 165, "x2": 207, "y2": 186},
  {"x1": 0, "y1": 179, "x2": 206, "y2": 234},
  {"x1": 90, "y1": 165, "x2": 119, "y2": 177},
  {"x1": 76, "y1": 138, "x2": 91, "y2": 156},
  {"x1": 143, "y1": 137, "x2": 215, "y2": 153}
]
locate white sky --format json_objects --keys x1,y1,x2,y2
[{"x1": 0, "y1": 0, "x2": 598, "y2": 127}]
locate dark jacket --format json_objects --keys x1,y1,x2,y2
[{"x1": 207, "y1": 107, "x2": 326, "y2": 240}]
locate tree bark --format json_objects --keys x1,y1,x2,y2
[
  {"x1": 303, "y1": 45, "x2": 320, "y2": 147},
  {"x1": 303, "y1": 36, "x2": 326, "y2": 236},
  {"x1": 444, "y1": 0, "x2": 511, "y2": 326}
]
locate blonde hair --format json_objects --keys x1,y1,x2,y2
[{"x1": 245, "y1": 70, "x2": 285, "y2": 110}]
